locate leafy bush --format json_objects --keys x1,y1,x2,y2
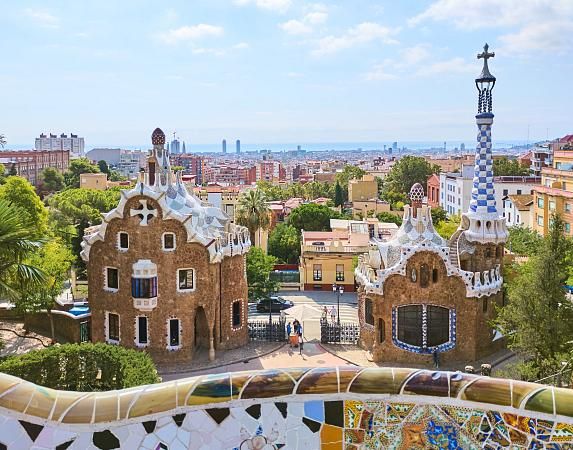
[{"x1": 0, "y1": 343, "x2": 160, "y2": 391}]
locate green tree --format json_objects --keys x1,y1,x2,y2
[
  {"x1": 430, "y1": 206, "x2": 448, "y2": 225},
  {"x1": 0, "y1": 176, "x2": 49, "y2": 235},
  {"x1": 381, "y1": 156, "x2": 440, "y2": 203},
  {"x1": 236, "y1": 189, "x2": 271, "y2": 245},
  {"x1": 303, "y1": 181, "x2": 333, "y2": 200},
  {"x1": 8, "y1": 164, "x2": 17, "y2": 177},
  {"x1": 493, "y1": 157, "x2": 529, "y2": 176},
  {"x1": 0, "y1": 163, "x2": 5, "y2": 184},
  {"x1": 246, "y1": 247, "x2": 278, "y2": 302},
  {"x1": 507, "y1": 225, "x2": 543, "y2": 256},
  {"x1": 376, "y1": 211, "x2": 403, "y2": 226},
  {"x1": 0, "y1": 200, "x2": 46, "y2": 301},
  {"x1": 256, "y1": 181, "x2": 284, "y2": 201},
  {"x1": 287, "y1": 203, "x2": 342, "y2": 232},
  {"x1": 435, "y1": 214, "x2": 461, "y2": 239},
  {"x1": 48, "y1": 188, "x2": 122, "y2": 262},
  {"x1": 18, "y1": 239, "x2": 74, "y2": 341},
  {"x1": 97, "y1": 160, "x2": 110, "y2": 175},
  {"x1": 268, "y1": 224, "x2": 301, "y2": 264},
  {"x1": 39, "y1": 167, "x2": 65, "y2": 193},
  {"x1": 334, "y1": 181, "x2": 344, "y2": 207},
  {"x1": 64, "y1": 158, "x2": 100, "y2": 188},
  {"x1": 335, "y1": 165, "x2": 367, "y2": 188},
  {"x1": 494, "y1": 214, "x2": 573, "y2": 379}
]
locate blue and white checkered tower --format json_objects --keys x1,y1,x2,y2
[{"x1": 462, "y1": 44, "x2": 508, "y2": 244}]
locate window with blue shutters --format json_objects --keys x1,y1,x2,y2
[{"x1": 132, "y1": 276, "x2": 157, "y2": 298}]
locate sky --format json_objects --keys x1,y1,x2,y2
[{"x1": 1, "y1": 0, "x2": 572, "y2": 147}]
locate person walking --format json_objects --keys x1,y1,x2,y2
[
  {"x1": 298, "y1": 332, "x2": 304, "y2": 355},
  {"x1": 433, "y1": 348, "x2": 440, "y2": 369},
  {"x1": 321, "y1": 306, "x2": 328, "y2": 322},
  {"x1": 330, "y1": 305, "x2": 337, "y2": 323},
  {"x1": 286, "y1": 322, "x2": 292, "y2": 346}
]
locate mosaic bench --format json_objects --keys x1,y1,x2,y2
[{"x1": 0, "y1": 366, "x2": 572, "y2": 449}]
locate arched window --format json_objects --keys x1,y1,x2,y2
[
  {"x1": 365, "y1": 299, "x2": 374, "y2": 326},
  {"x1": 397, "y1": 305, "x2": 423, "y2": 347},
  {"x1": 395, "y1": 305, "x2": 452, "y2": 350},
  {"x1": 432, "y1": 268, "x2": 439, "y2": 283},
  {"x1": 420, "y1": 264, "x2": 430, "y2": 288},
  {"x1": 378, "y1": 318, "x2": 385, "y2": 343}
]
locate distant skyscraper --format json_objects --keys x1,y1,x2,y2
[
  {"x1": 461, "y1": 143, "x2": 466, "y2": 152},
  {"x1": 236, "y1": 139, "x2": 241, "y2": 154},
  {"x1": 182, "y1": 141, "x2": 186, "y2": 154},
  {"x1": 35, "y1": 133, "x2": 84, "y2": 157},
  {"x1": 222, "y1": 139, "x2": 227, "y2": 153},
  {"x1": 170, "y1": 136, "x2": 181, "y2": 154},
  {"x1": 392, "y1": 141, "x2": 398, "y2": 151}
]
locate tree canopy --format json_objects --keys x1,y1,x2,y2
[
  {"x1": 246, "y1": 247, "x2": 278, "y2": 301},
  {"x1": 64, "y1": 158, "x2": 100, "y2": 188},
  {"x1": 493, "y1": 157, "x2": 529, "y2": 177},
  {"x1": 334, "y1": 182, "x2": 344, "y2": 207},
  {"x1": 268, "y1": 224, "x2": 301, "y2": 264},
  {"x1": 381, "y1": 156, "x2": 440, "y2": 205},
  {"x1": 434, "y1": 214, "x2": 460, "y2": 239},
  {"x1": 507, "y1": 225, "x2": 543, "y2": 256},
  {"x1": 235, "y1": 189, "x2": 271, "y2": 244},
  {"x1": 39, "y1": 167, "x2": 65, "y2": 194},
  {"x1": 0, "y1": 176, "x2": 49, "y2": 235},
  {"x1": 376, "y1": 211, "x2": 402, "y2": 226},
  {"x1": 335, "y1": 165, "x2": 367, "y2": 188},
  {"x1": 287, "y1": 203, "x2": 342, "y2": 232},
  {"x1": 495, "y1": 214, "x2": 573, "y2": 380}
]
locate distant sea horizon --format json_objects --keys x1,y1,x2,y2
[{"x1": 5, "y1": 140, "x2": 531, "y2": 153}]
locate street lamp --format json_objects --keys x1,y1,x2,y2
[{"x1": 332, "y1": 283, "x2": 344, "y2": 325}]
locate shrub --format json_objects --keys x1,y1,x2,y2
[{"x1": 0, "y1": 343, "x2": 160, "y2": 391}]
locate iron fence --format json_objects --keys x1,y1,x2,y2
[
  {"x1": 320, "y1": 319, "x2": 360, "y2": 344},
  {"x1": 248, "y1": 320, "x2": 286, "y2": 342}
]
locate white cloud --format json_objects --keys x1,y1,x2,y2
[
  {"x1": 499, "y1": 21, "x2": 573, "y2": 55},
  {"x1": 287, "y1": 72, "x2": 303, "y2": 77},
  {"x1": 192, "y1": 47, "x2": 226, "y2": 56},
  {"x1": 280, "y1": 20, "x2": 312, "y2": 35},
  {"x1": 312, "y1": 22, "x2": 399, "y2": 56},
  {"x1": 400, "y1": 45, "x2": 431, "y2": 66},
  {"x1": 364, "y1": 65, "x2": 397, "y2": 81},
  {"x1": 24, "y1": 8, "x2": 59, "y2": 28},
  {"x1": 233, "y1": 42, "x2": 250, "y2": 49},
  {"x1": 409, "y1": 0, "x2": 573, "y2": 55},
  {"x1": 234, "y1": 0, "x2": 291, "y2": 13},
  {"x1": 158, "y1": 24, "x2": 224, "y2": 45},
  {"x1": 416, "y1": 57, "x2": 474, "y2": 76},
  {"x1": 279, "y1": 5, "x2": 328, "y2": 35}
]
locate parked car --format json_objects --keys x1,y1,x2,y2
[{"x1": 256, "y1": 296, "x2": 294, "y2": 313}]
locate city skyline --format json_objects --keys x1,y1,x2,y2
[{"x1": 2, "y1": 0, "x2": 572, "y2": 145}]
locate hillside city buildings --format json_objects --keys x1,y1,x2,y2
[{"x1": 35, "y1": 132, "x2": 84, "y2": 157}]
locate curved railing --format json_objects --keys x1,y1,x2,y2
[{"x1": 1, "y1": 367, "x2": 573, "y2": 448}]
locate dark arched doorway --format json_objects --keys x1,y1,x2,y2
[{"x1": 194, "y1": 306, "x2": 209, "y2": 350}]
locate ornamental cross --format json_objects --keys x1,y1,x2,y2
[
  {"x1": 130, "y1": 199, "x2": 157, "y2": 226},
  {"x1": 477, "y1": 43, "x2": 495, "y2": 62}
]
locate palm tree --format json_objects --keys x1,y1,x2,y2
[
  {"x1": 236, "y1": 189, "x2": 271, "y2": 246},
  {"x1": 0, "y1": 134, "x2": 6, "y2": 148},
  {"x1": 0, "y1": 200, "x2": 46, "y2": 301}
]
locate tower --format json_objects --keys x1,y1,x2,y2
[
  {"x1": 236, "y1": 139, "x2": 241, "y2": 154},
  {"x1": 460, "y1": 44, "x2": 507, "y2": 245},
  {"x1": 222, "y1": 139, "x2": 227, "y2": 153}
]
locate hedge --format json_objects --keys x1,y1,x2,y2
[{"x1": 0, "y1": 343, "x2": 160, "y2": 391}]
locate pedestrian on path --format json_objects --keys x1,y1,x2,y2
[
  {"x1": 330, "y1": 305, "x2": 337, "y2": 323},
  {"x1": 298, "y1": 332, "x2": 304, "y2": 355},
  {"x1": 286, "y1": 322, "x2": 292, "y2": 345},
  {"x1": 433, "y1": 348, "x2": 440, "y2": 369},
  {"x1": 321, "y1": 306, "x2": 328, "y2": 322}
]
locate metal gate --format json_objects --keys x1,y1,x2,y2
[{"x1": 320, "y1": 319, "x2": 360, "y2": 344}]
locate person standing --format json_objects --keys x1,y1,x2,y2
[
  {"x1": 330, "y1": 305, "x2": 337, "y2": 323},
  {"x1": 286, "y1": 322, "x2": 292, "y2": 346},
  {"x1": 298, "y1": 332, "x2": 304, "y2": 355},
  {"x1": 433, "y1": 348, "x2": 440, "y2": 369}
]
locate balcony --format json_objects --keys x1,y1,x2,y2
[
  {"x1": 133, "y1": 297, "x2": 157, "y2": 311},
  {"x1": 302, "y1": 244, "x2": 371, "y2": 254}
]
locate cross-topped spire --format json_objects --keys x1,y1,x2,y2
[
  {"x1": 476, "y1": 43, "x2": 495, "y2": 81},
  {"x1": 477, "y1": 43, "x2": 494, "y2": 63}
]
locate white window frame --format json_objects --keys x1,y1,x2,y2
[
  {"x1": 162, "y1": 232, "x2": 176, "y2": 251},
  {"x1": 177, "y1": 268, "x2": 196, "y2": 293},
  {"x1": 104, "y1": 267, "x2": 119, "y2": 292},
  {"x1": 118, "y1": 232, "x2": 129, "y2": 251},
  {"x1": 135, "y1": 315, "x2": 149, "y2": 347},
  {"x1": 105, "y1": 311, "x2": 120, "y2": 344},
  {"x1": 166, "y1": 318, "x2": 181, "y2": 350}
]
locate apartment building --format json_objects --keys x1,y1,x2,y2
[
  {"x1": 0, "y1": 149, "x2": 69, "y2": 187},
  {"x1": 35, "y1": 133, "x2": 84, "y2": 157}
]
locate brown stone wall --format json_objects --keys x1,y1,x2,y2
[
  {"x1": 88, "y1": 195, "x2": 248, "y2": 364},
  {"x1": 26, "y1": 312, "x2": 89, "y2": 343},
  {"x1": 359, "y1": 250, "x2": 501, "y2": 365}
]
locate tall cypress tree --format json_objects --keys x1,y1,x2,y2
[
  {"x1": 495, "y1": 214, "x2": 573, "y2": 379},
  {"x1": 334, "y1": 181, "x2": 344, "y2": 207}
]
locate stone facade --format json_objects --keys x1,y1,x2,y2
[{"x1": 82, "y1": 128, "x2": 250, "y2": 364}]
